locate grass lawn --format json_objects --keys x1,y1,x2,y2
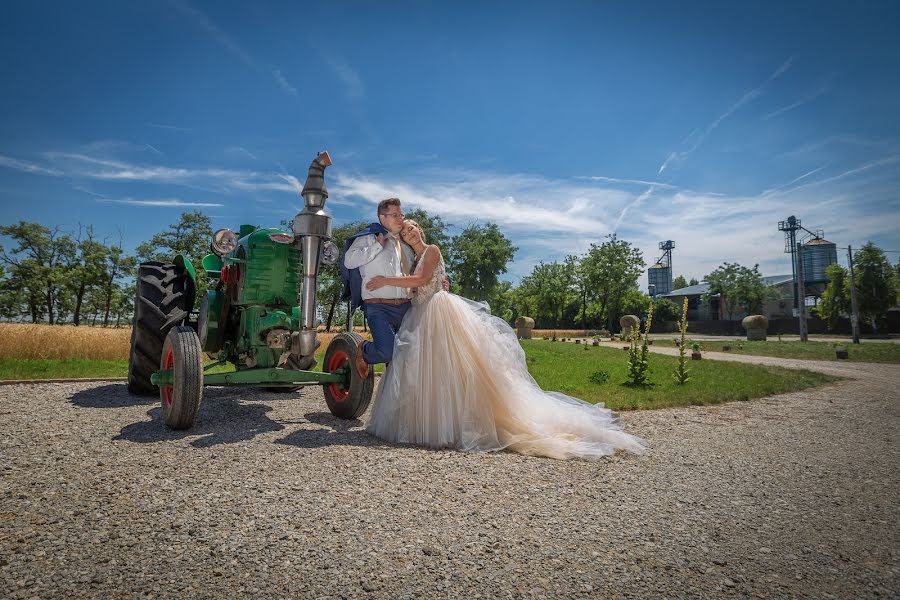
[
  {"x1": 521, "y1": 340, "x2": 839, "y2": 410},
  {"x1": 1, "y1": 342, "x2": 838, "y2": 413},
  {"x1": 652, "y1": 338, "x2": 900, "y2": 363},
  {"x1": 0, "y1": 351, "x2": 382, "y2": 381},
  {"x1": 0, "y1": 358, "x2": 129, "y2": 380}
]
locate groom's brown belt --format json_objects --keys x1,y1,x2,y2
[{"x1": 363, "y1": 298, "x2": 410, "y2": 305}]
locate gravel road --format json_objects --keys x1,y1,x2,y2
[{"x1": 1, "y1": 353, "x2": 898, "y2": 598}]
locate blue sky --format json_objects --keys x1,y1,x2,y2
[{"x1": 2, "y1": 1, "x2": 899, "y2": 287}]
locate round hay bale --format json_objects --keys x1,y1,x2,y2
[
  {"x1": 514, "y1": 316, "x2": 535, "y2": 339},
  {"x1": 619, "y1": 314, "x2": 640, "y2": 337},
  {"x1": 741, "y1": 315, "x2": 768, "y2": 341}
]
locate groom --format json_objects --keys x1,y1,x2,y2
[{"x1": 342, "y1": 198, "x2": 414, "y2": 379}]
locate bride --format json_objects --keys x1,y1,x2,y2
[{"x1": 364, "y1": 219, "x2": 646, "y2": 460}]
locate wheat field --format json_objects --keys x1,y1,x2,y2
[{"x1": 0, "y1": 323, "x2": 370, "y2": 360}]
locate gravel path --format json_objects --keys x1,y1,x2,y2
[{"x1": 1, "y1": 354, "x2": 898, "y2": 598}]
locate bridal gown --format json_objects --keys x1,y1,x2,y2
[{"x1": 365, "y1": 247, "x2": 646, "y2": 460}]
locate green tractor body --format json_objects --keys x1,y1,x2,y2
[{"x1": 127, "y1": 151, "x2": 373, "y2": 430}]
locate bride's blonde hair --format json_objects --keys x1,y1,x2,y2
[{"x1": 402, "y1": 219, "x2": 426, "y2": 243}]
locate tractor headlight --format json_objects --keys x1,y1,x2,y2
[
  {"x1": 320, "y1": 240, "x2": 339, "y2": 266},
  {"x1": 211, "y1": 229, "x2": 237, "y2": 256}
]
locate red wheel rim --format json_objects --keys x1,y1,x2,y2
[
  {"x1": 326, "y1": 350, "x2": 350, "y2": 402},
  {"x1": 162, "y1": 349, "x2": 174, "y2": 407}
]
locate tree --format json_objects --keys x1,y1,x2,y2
[
  {"x1": 0, "y1": 221, "x2": 75, "y2": 324},
  {"x1": 64, "y1": 225, "x2": 109, "y2": 326},
  {"x1": 852, "y1": 242, "x2": 897, "y2": 332},
  {"x1": 813, "y1": 263, "x2": 850, "y2": 331},
  {"x1": 318, "y1": 220, "x2": 368, "y2": 330},
  {"x1": 653, "y1": 298, "x2": 681, "y2": 322},
  {"x1": 620, "y1": 288, "x2": 651, "y2": 320},
  {"x1": 704, "y1": 262, "x2": 770, "y2": 320},
  {"x1": 672, "y1": 275, "x2": 688, "y2": 290},
  {"x1": 136, "y1": 211, "x2": 214, "y2": 304},
  {"x1": 487, "y1": 281, "x2": 516, "y2": 323},
  {"x1": 689, "y1": 277, "x2": 699, "y2": 286},
  {"x1": 521, "y1": 261, "x2": 574, "y2": 327},
  {"x1": 447, "y1": 223, "x2": 517, "y2": 302},
  {"x1": 894, "y1": 261, "x2": 900, "y2": 306},
  {"x1": 580, "y1": 234, "x2": 645, "y2": 331},
  {"x1": 403, "y1": 208, "x2": 452, "y2": 251}
]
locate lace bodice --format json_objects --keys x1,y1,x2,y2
[{"x1": 411, "y1": 246, "x2": 445, "y2": 306}]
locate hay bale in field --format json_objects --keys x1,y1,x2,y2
[
  {"x1": 741, "y1": 315, "x2": 768, "y2": 341},
  {"x1": 619, "y1": 315, "x2": 640, "y2": 338},
  {"x1": 514, "y1": 316, "x2": 535, "y2": 339}
]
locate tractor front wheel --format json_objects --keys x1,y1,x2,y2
[
  {"x1": 128, "y1": 261, "x2": 193, "y2": 396},
  {"x1": 323, "y1": 332, "x2": 373, "y2": 419},
  {"x1": 160, "y1": 326, "x2": 203, "y2": 430}
]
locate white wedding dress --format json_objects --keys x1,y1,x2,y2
[{"x1": 365, "y1": 248, "x2": 646, "y2": 460}]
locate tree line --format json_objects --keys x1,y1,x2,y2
[{"x1": 3, "y1": 210, "x2": 896, "y2": 331}]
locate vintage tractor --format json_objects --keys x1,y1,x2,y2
[{"x1": 126, "y1": 151, "x2": 373, "y2": 429}]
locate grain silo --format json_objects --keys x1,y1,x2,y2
[
  {"x1": 648, "y1": 262, "x2": 671, "y2": 296},
  {"x1": 647, "y1": 240, "x2": 674, "y2": 296},
  {"x1": 801, "y1": 238, "x2": 838, "y2": 284}
]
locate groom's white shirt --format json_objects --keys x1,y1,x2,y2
[{"x1": 344, "y1": 232, "x2": 413, "y2": 301}]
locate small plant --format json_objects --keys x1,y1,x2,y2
[
  {"x1": 625, "y1": 302, "x2": 654, "y2": 386},
  {"x1": 672, "y1": 298, "x2": 691, "y2": 385},
  {"x1": 551, "y1": 330, "x2": 557, "y2": 342},
  {"x1": 691, "y1": 341, "x2": 701, "y2": 352},
  {"x1": 590, "y1": 370, "x2": 610, "y2": 384}
]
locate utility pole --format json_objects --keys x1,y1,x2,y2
[
  {"x1": 847, "y1": 245, "x2": 861, "y2": 344},
  {"x1": 796, "y1": 242, "x2": 808, "y2": 342}
]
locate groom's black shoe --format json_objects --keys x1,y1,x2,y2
[{"x1": 355, "y1": 341, "x2": 370, "y2": 379}]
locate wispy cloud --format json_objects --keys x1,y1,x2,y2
[
  {"x1": 332, "y1": 156, "x2": 899, "y2": 282},
  {"x1": 613, "y1": 186, "x2": 656, "y2": 231},
  {"x1": 763, "y1": 85, "x2": 829, "y2": 120},
  {"x1": 225, "y1": 146, "x2": 258, "y2": 160},
  {"x1": 146, "y1": 122, "x2": 193, "y2": 133},
  {"x1": 579, "y1": 175, "x2": 677, "y2": 189},
  {"x1": 0, "y1": 155, "x2": 62, "y2": 176},
  {"x1": 0, "y1": 150, "x2": 321, "y2": 197},
  {"x1": 172, "y1": 0, "x2": 256, "y2": 67},
  {"x1": 172, "y1": 0, "x2": 302, "y2": 97},
  {"x1": 321, "y1": 54, "x2": 365, "y2": 98},
  {"x1": 658, "y1": 56, "x2": 794, "y2": 174},
  {"x1": 272, "y1": 69, "x2": 298, "y2": 96},
  {"x1": 97, "y1": 198, "x2": 225, "y2": 207}
]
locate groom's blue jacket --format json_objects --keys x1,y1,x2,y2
[{"x1": 339, "y1": 222, "x2": 389, "y2": 314}]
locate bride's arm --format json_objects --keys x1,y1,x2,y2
[{"x1": 365, "y1": 246, "x2": 442, "y2": 291}]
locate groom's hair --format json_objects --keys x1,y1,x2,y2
[{"x1": 377, "y1": 197, "x2": 401, "y2": 215}]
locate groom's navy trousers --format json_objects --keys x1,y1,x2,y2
[{"x1": 362, "y1": 301, "x2": 411, "y2": 365}]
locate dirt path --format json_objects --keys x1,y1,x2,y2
[{"x1": 1, "y1": 355, "x2": 898, "y2": 598}]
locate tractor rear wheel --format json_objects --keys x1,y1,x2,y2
[
  {"x1": 127, "y1": 261, "x2": 193, "y2": 396},
  {"x1": 323, "y1": 332, "x2": 373, "y2": 419},
  {"x1": 160, "y1": 326, "x2": 203, "y2": 430}
]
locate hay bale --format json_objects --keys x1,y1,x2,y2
[
  {"x1": 741, "y1": 315, "x2": 768, "y2": 341},
  {"x1": 515, "y1": 316, "x2": 535, "y2": 339},
  {"x1": 619, "y1": 314, "x2": 640, "y2": 337}
]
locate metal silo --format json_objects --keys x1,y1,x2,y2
[
  {"x1": 648, "y1": 262, "x2": 672, "y2": 295},
  {"x1": 801, "y1": 238, "x2": 837, "y2": 284}
]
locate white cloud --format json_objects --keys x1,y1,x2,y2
[
  {"x1": 272, "y1": 69, "x2": 298, "y2": 96},
  {"x1": 97, "y1": 198, "x2": 225, "y2": 207},
  {"x1": 658, "y1": 56, "x2": 794, "y2": 173},
  {"x1": 0, "y1": 154, "x2": 61, "y2": 176}
]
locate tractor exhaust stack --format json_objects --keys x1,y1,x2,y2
[{"x1": 292, "y1": 151, "x2": 333, "y2": 357}]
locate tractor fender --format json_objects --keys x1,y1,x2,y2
[{"x1": 173, "y1": 254, "x2": 198, "y2": 312}]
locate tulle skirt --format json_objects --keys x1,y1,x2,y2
[{"x1": 365, "y1": 291, "x2": 646, "y2": 460}]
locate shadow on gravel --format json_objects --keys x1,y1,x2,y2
[
  {"x1": 114, "y1": 387, "x2": 284, "y2": 448},
  {"x1": 274, "y1": 410, "x2": 386, "y2": 449},
  {"x1": 69, "y1": 383, "x2": 157, "y2": 409}
]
